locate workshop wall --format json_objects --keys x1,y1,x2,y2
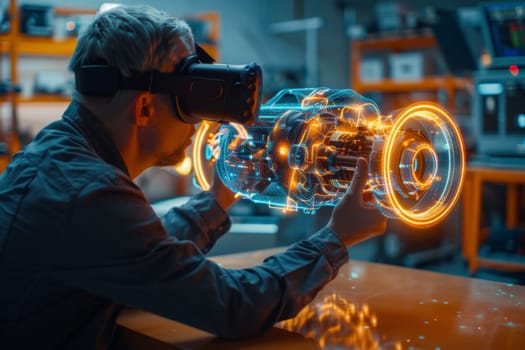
[
  {"x1": 9, "y1": 0, "x2": 504, "y2": 137},
  {"x1": 17, "y1": 0, "x2": 506, "y2": 88}
]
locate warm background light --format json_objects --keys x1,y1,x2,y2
[{"x1": 173, "y1": 156, "x2": 192, "y2": 176}]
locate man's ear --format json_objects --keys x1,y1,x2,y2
[{"x1": 134, "y1": 92, "x2": 154, "y2": 127}]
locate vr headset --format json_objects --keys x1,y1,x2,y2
[{"x1": 74, "y1": 45, "x2": 262, "y2": 124}]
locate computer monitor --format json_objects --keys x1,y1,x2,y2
[
  {"x1": 470, "y1": 2, "x2": 525, "y2": 163},
  {"x1": 480, "y1": 2, "x2": 525, "y2": 68},
  {"x1": 473, "y1": 70, "x2": 525, "y2": 159}
]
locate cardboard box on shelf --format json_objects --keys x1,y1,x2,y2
[
  {"x1": 359, "y1": 58, "x2": 384, "y2": 82},
  {"x1": 389, "y1": 52, "x2": 423, "y2": 81}
]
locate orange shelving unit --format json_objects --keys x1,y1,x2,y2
[
  {"x1": 190, "y1": 12, "x2": 220, "y2": 61},
  {"x1": 0, "y1": 1, "x2": 95, "y2": 170},
  {"x1": 0, "y1": 1, "x2": 219, "y2": 173},
  {"x1": 0, "y1": 1, "x2": 96, "y2": 92},
  {"x1": 350, "y1": 34, "x2": 471, "y2": 112}
]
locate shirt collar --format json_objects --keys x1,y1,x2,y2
[{"x1": 62, "y1": 101, "x2": 130, "y2": 176}]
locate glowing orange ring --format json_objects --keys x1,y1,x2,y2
[
  {"x1": 193, "y1": 121, "x2": 213, "y2": 191},
  {"x1": 193, "y1": 121, "x2": 249, "y2": 191},
  {"x1": 382, "y1": 103, "x2": 465, "y2": 227}
]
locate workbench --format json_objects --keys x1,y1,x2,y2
[
  {"x1": 462, "y1": 165, "x2": 525, "y2": 274},
  {"x1": 115, "y1": 247, "x2": 525, "y2": 349}
]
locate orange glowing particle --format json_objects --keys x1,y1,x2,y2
[
  {"x1": 172, "y1": 156, "x2": 192, "y2": 176},
  {"x1": 362, "y1": 303, "x2": 370, "y2": 316},
  {"x1": 279, "y1": 145, "x2": 288, "y2": 157},
  {"x1": 66, "y1": 21, "x2": 76, "y2": 32},
  {"x1": 481, "y1": 50, "x2": 492, "y2": 67},
  {"x1": 371, "y1": 315, "x2": 378, "y2": 327}
]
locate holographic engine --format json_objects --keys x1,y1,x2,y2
[{"x1": 194, "y1": 88, "x2": 465, "y2": 227}]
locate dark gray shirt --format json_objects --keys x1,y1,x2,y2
[{"x1": 0, "y1": 101, "x2": 348, "y2": 349}]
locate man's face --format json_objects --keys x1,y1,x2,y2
[
  {"x1": 153, "y1": 95, "x2": 195, "y2": 167},
  {"x1": 147, "y1": 40, "x2": 198, "y2": 167}
]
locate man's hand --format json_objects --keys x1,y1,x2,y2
[
  {"x1": 327, "y1": 158, "x2": 387, "y2": 247},
  {"x1": 209, "y1": 170, "x2": 238, "y2": 211}
]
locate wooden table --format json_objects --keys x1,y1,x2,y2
[
  {"x1": 462, "y1": 165, "x2": 525, "y2": 274},
  {"x1": 115, "y1": 247, "x2": 525, "y2": 349}
]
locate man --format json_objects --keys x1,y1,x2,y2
[{"x1": 0, "y1": 5, "x2": 386, "y2": 349}]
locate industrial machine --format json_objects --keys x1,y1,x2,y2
[{"x1": 472, "y1": 2, "x2": 525, "y2": 161}]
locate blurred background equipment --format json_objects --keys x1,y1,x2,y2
[
  {"x1": 430, "y1": 8, "x2": 482, "y2": 76},
  {"x1": 20, "y1": 3, "x2": 53, "y2": 36},
  {"x1": 268, "y1": 17, "x2": 324, "y2": 87},
  {"x1": 470, "y1": 2, "x2": 525, "y2": 162},
  {"x1": 33, "y1": 70, "x2": 72, "y2": 96}
]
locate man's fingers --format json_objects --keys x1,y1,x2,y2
[{"x1": 348, "y1": 158, "x2": 369, "y2": 199}]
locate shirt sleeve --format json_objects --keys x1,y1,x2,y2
[
  {"x1": 47, "y1": 171, "x2": 349, "y2": 338},
  {"x1": 159, "y1": 191, "x2": 231, "y2": 254}
]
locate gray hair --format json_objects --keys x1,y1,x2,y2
[
  {"x1": 68, "y1": 5, "x2": 195, "y2": 110},
  {"x1": 69, "y1": 4, "x2": 194, "y2": 75}
]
